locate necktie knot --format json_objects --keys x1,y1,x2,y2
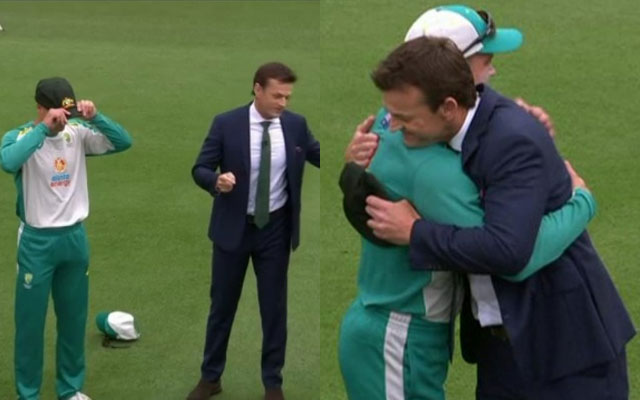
[{"x1": 260, "y1": 120, "x2": 271, "y2": 130}]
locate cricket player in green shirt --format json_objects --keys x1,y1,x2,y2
[{"x1": 0, "y1": 77, "x2": 132, "y2": 400}]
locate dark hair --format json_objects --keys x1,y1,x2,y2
[
  {"x1": 371, "y1": 37, "x2": 476, "y2": 111},
  {"x1": 252, "y1": 62, "x2": 297, "y2": 94}
]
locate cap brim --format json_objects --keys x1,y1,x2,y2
[
  {"x1": 481, "y1": 28, "x2": 523, "y2": 54},
  {"x1": 96, "y1": 312, "x2": 118, "y2": 339}
]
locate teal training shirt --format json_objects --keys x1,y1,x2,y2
[{"x1": 356, "y1": 107, "x2": 596, "y2": 320}]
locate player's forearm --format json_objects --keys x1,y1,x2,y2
[
  {"x1": 502, "y1": 188, "x2": 596, "y2": 282},
  {"x1": 0, "y1": 124, "x2": 48, "y2": 173},
  {"x1": 90, "y1": 112, "x2": 132, "y2": 152}
]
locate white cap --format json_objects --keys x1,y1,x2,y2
[
  {"x1": 404, "y1": 5, "x2": 523, "y2": 57},
  {"x1": 96, "y1": 310, "x2": 141, "y2": 341}
]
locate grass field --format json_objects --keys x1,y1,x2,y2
[
  {"x1": 0, "y1": 1, "x2": 638, "y2": 399},
  {"x1": 0, "y1": 2, "x2": 319, "y2": 399},
  {"x1": 319, "y1": 0, "x2": 640, "y2": 399}
]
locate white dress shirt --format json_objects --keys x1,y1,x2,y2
[
  {"x1": 449, "y1": 95, "x2": 503, "y2": 327},
  {"x1": 247, "y1": 102, "x2": 288, "y2": 215}
]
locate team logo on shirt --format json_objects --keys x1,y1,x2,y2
[
  {"x1": 51, "y1": 157, "x2": 71, "y2": 187},
  {"x1": 54, "y1": 157, "x2": 67, "y2": 172},
  {"x1": 24, "y1": 273, "x2": 33, "y2": 289},
  {"x1": 381, "y1": 112, "x2": 391, "y2": 129},
  {"x1": 63, "y1": 132, "x2": 72, "y2": 144}
]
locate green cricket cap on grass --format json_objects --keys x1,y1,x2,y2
[
  {"x1": 35, "y1": 77, "x2": 82, "y2": 118},
  {"x1": 404, "y1": 4, "x2": 523, "y2": 57},
  {"x1": 96, "y1": 311, "x2": 141, "y2": 341}
]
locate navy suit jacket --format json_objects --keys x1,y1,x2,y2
[
  {"x1": 192, "y1": 104, "x2": 320, "y2": 252},
  {"x1": 410, "y1": 86, "x2": 635, "y2": 384}
]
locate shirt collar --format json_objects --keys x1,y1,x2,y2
[
  {"x1": 249, "y1": 101, "x2": 279, "y2": 125},
  {"x1": 448, "y1": 94, "x2": 481, "y2": 152}
]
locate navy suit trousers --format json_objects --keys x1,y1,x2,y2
[{"x1": 201, "y1": 207, "x2": 291, "y2": 388}]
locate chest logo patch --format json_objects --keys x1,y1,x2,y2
[
  {"x1": 381, "y1": 112, "x2": 391, "y2": 129},
  {"x1": 51, "y1": 157, "x2": 71, "y2": 187},
  {"x1": 54, "y1": 157, "x2": 67, "y2": 172}
]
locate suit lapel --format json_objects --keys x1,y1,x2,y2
[{"x1": 240, "y1": 105, "x2": 251, "y2": 172}]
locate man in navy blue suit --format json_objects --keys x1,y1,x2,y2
[
  {"x1": 187, "y1": 62, "x2": 320, "y2": 400},
  {"x1": 364, "y1": 37, "x2": 634, "y2": 399}
]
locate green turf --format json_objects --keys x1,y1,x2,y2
[
  {"x1": 319, "y1": 0, "x2": 639, "y2": 399},
  {"x1": 0, "y1": 1, "x2": 319, "y2": 399}
]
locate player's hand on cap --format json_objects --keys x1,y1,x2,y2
[
  {"x1": 564, "y1": 160, "x2": 588, "y2": 191},
  {"x1": 515, "y1": 97, "x2": 556, "y2": 138},
  {"x1": 365, "y1": 196, "x2": 420, "y2": 245},
  {"x1": 345, "y1": 115, "x2": 379, "y2": 168},
  {"x1": 43, "y1": 108, "x2": 69, "y2": 135},
  {"x1": 77, "y1": 100, "x2": 97, "y2": 120},
  {"x1": 215, "y1": 172, "x2": 236, "y2": 193}
]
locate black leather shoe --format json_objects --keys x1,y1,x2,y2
[
  {"x1": 186, "y1": 378, "x2": 222, "y2": 400},
  {"x1": 264, "y1": 387, "x2": 284, "y2": 400}
]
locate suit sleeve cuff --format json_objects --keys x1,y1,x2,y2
[
  {"x1": 409, "y1": 219, "x2": 442, "y2": 270},
  {"x1": 208, "y1": 173, "x2": 220, "y2": 197}
]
